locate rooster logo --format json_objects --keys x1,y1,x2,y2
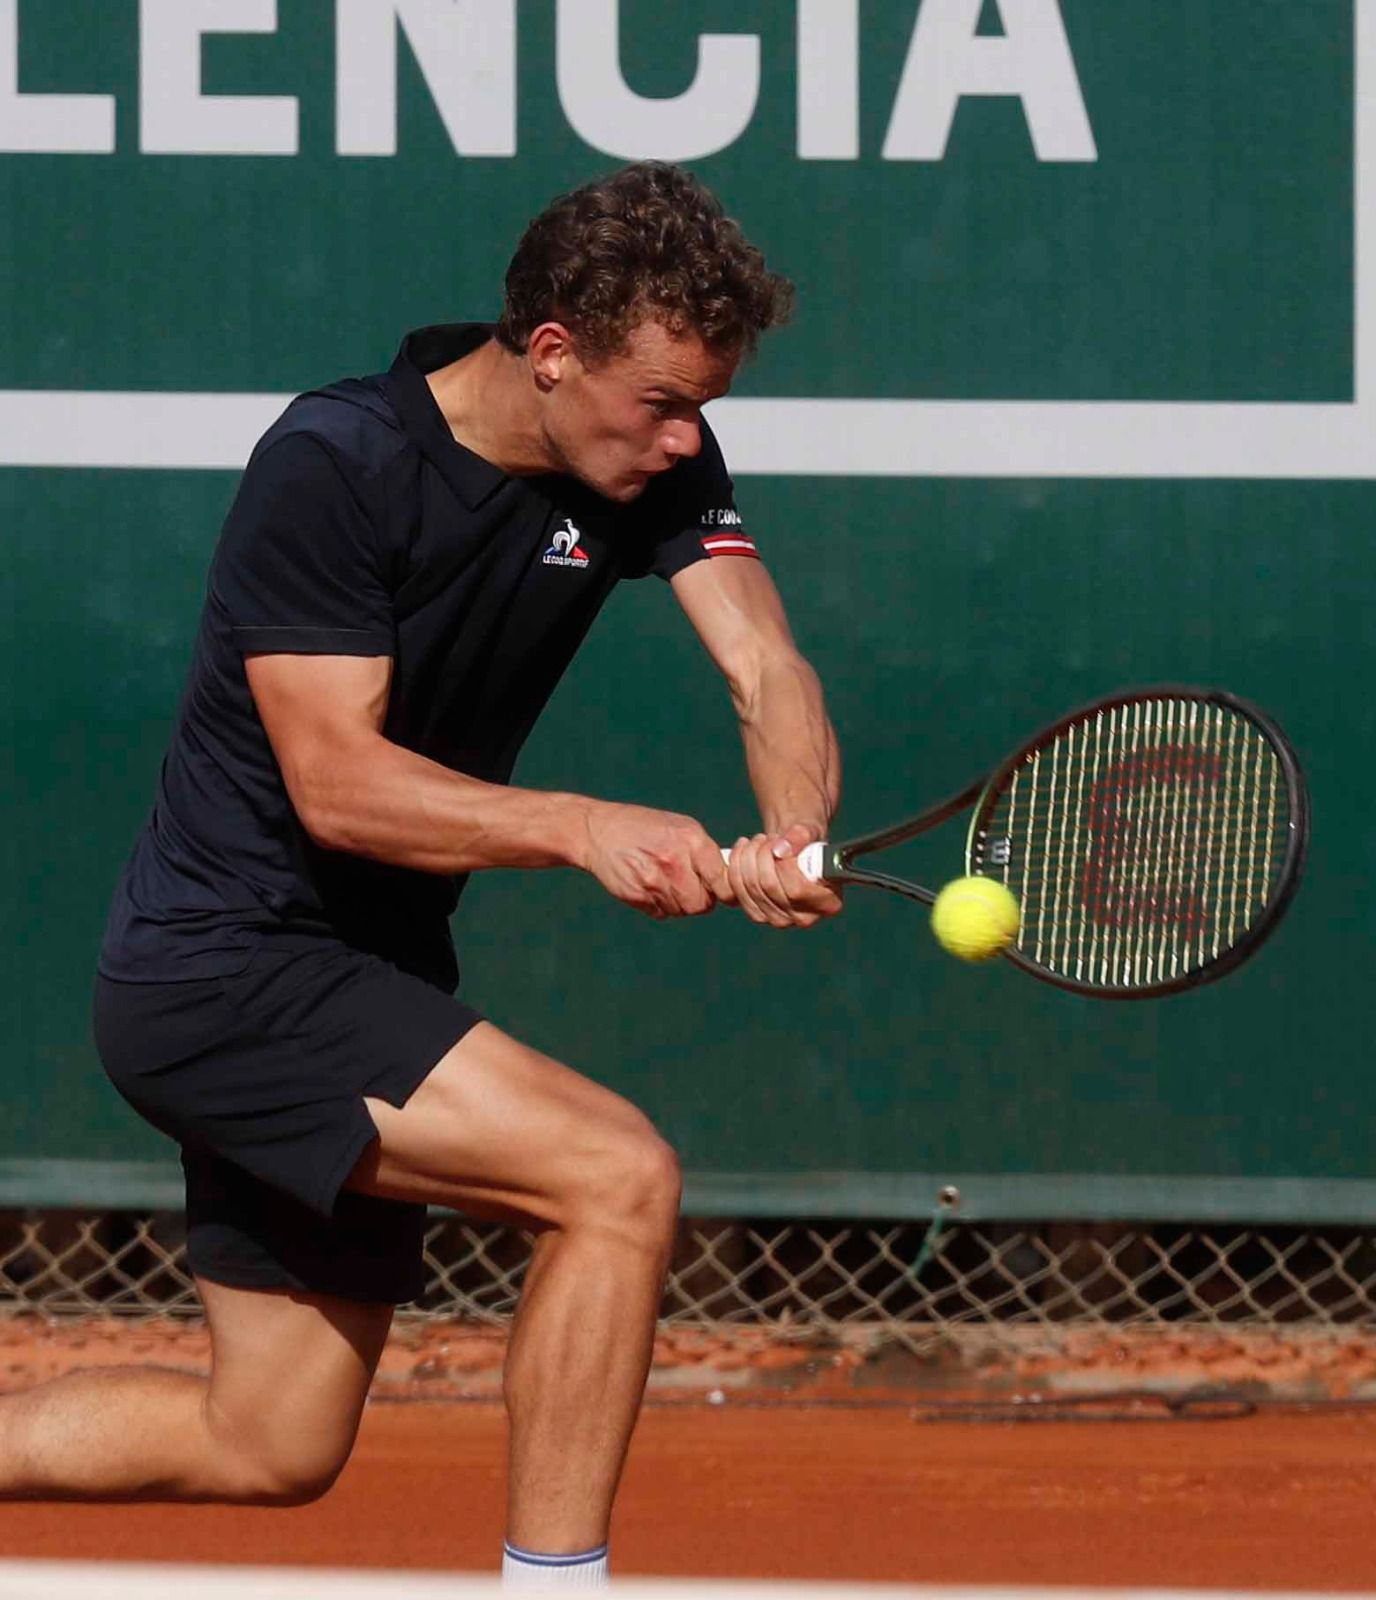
[{"x1": 543, "y1": 517, "x2": 591, "y2": 568}]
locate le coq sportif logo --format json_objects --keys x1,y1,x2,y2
[{"x1": 542, "y1": 516, "x2": 591, "y2": 569}]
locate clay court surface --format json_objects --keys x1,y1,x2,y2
[{"x1": 2, "y1": 1318, "x2": 1376, "y2": 1593}]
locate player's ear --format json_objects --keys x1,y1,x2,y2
[{"x1": 527, "y1": 322, "x2": 577, "y2": 391}]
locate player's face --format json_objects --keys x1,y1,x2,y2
[{"x1": 534, "y1": 317, "x2": 738, "y2": 502}]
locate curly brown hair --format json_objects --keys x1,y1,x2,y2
[{"x1": 495, "y1": 163, "x2": 794, "y2": 364}]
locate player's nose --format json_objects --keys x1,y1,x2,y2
[{"x1": 660, "y1": 417, "x2": 702, "y2": 460}]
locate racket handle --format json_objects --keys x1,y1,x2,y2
[{"x1": 719, "y1": 841, "x2": 827, "y2": 883}]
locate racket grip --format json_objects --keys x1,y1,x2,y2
[{"x1": 719, "y1": 842, "x2": 828, "y2": 882}]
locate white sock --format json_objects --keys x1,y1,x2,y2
[{"x1": 502, "y1": 1541, "x2": 609, "y2": 1589}]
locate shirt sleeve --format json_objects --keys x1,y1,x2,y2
[
  {"x1": 209, "y1": 431, "x2": 396, "y2": 656},
  {"x1": 622, "y1": 417, "x2": 761, "y2": 581}
]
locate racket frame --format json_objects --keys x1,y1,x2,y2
[{"x1": 816, "y1": 686, "x2": 1310, "y2": 998}]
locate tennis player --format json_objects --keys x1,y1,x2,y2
[{"x1": 0, "y1": 163, "x2": 841, "y2": 1587}]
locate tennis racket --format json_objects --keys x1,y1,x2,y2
[{"x1": 729, "y1": 686, "x2": 1309, "y2": 999}]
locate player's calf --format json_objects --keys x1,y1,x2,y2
[{"x1": 0, "y1": 1365, "x2": 361, "y2": 1506}]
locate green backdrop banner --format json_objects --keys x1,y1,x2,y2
[{"x1": 1, "y1": 2, "x2": 1370, "y2": 1217}]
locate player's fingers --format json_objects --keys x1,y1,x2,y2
[
  {"x1": 647, "y1": 878, "x2": 680, "y2": 918},
  {"x1": 753, "y1": 837, "x2": 806, "y2": 925},
  {"x1": 775, "y1": 855, "x2": 844, "y2": 920},
  {"x1": 738, "y1": 835, "x2": 796, "y2": 928},
  {"x1": 656, "y1": 870, "x2": 697, "y2": 921},
  {"x1": 729, "y1": 836, "x2": 782, "y2": 926},
  {"x1": 673, "y1": 870, "x2": 716, "y2": 917},
  {"x1": 778, "y1": 822, "x2": 816, "y2": 858},
  {"x1": 690, "y1": 836, "x2": 733, "y2": 905},
  {"x1": 658, "y1": 851, "x2": 717, "y2": 918},
  {"x1": 753, "y1": 839, "x2": 844, "y2": 927},
  {"x1": 811, "y1": 881, "x2": 844, "y2": 916},
  {"x1": 726, "y1": 837, "x2": 765, "y2": 923},
  {"x1": 630, "y1": 863, "x2": 687, "y2": 919}
]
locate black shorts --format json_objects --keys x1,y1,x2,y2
[{"x1": 92, "y1": 940, "x2": 482, "y2": 1304}]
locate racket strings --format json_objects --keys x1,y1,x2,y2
[{"x1": 979, "y1": 698, "x2": 1293, "y2": 987}]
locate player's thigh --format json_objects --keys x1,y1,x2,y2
[
  {"x1": 351, "y1": 1020, "x2": 681, "y2": 1230},
  {"x1": 199, "y1": 1275, "x2": 392, "y2": 1492}
]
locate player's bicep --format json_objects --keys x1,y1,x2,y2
[
  {"x1": 245, "y1": 652, "x2": 393, "y2": 834},
  {"x1": 670, "y1": 555, "x2": 800, "y2": 704}
]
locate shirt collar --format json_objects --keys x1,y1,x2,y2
[{"x1": 384, "y1": 324, "x2": 511, "y2": 509}]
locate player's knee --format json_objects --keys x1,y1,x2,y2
[
  {"x1": 572, "y1": 1122, "x2": 682, "y2": 1248},
  {"x1": 259, "y1": 1457, "x2": 346, "y2": 1507},
  {"x1": 624, "y1": 1129, "x2": 683, "y2": 1230},
  {"x1": 222, "y1": 1441, "x2": 349, "y2": 1506},
  {"x1": 205, "y1": 1402, "x2": 354, "y2": 1506}
]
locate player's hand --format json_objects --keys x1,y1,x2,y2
[
  {"x1": 727, "y1": 823, "x2": 844, "y2": 929},
  {"x1": 579, "y1": 801, "x2": 730, "y2": 919}
]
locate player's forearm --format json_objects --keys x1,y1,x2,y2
[
  {"x1": 295, "y1": 732, "x2": 595, "y2": 873},
  {"x1": 734, "y1": 652, "x2": 841, "y2": 837}
]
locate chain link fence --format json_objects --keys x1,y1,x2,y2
[{"x1": 3, "y1": 1208, "x2": 1376, "y2": 1389}]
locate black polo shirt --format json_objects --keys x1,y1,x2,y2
[{"x1": 99, "y1": 324, "x2": 750, "y2": 989}]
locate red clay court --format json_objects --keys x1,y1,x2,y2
[{"x1": 3, "y1": 1401, "x2": 1375, "y2": 1588}]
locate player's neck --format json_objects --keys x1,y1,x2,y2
[{"x1": 425, "y1": 340, "x2": 554, "y2": 477}]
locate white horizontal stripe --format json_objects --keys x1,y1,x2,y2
[
  {"x1": 709, "y1": 398, "x2": 1376, "y2": 479},
  {"x1": 0, "y1": 391, "x2": 1372, "y2": 479},
  {"x1": 0, "y1": 389, "x2": 293, "y2": 470}
]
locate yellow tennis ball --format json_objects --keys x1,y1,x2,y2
[{"x1": 931, "y1": 876, "x2": 1021, "y2": 962}]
